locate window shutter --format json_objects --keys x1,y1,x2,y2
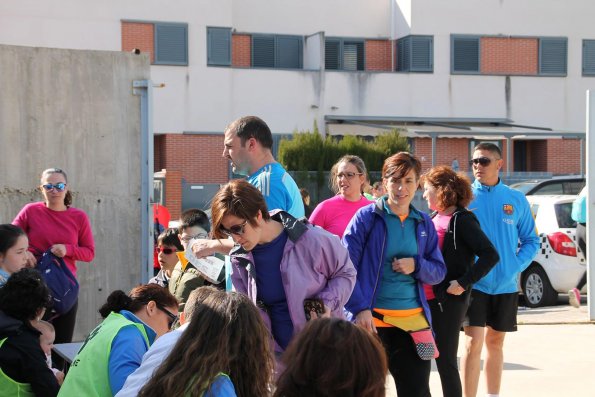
[
  {"x1": 539, "y1": 38, "x2": 567, "y2": 75},
  {"x1": 252, "y1": 35, "x2": 275, "y2": 68},
  {"x1": 452, "y1": 36, "x2": 480, "y2": 73},
  {"x1": 207, "y1": 27, "x2": 231, "y2": 66},
  {"x1": 411, "y1": 36, "x2": 433, "y2": 72},
  {"x1": 276, "y1": 36, "x2": 302, "y2": 69},
  {"x1": 325, "y1": 39, "x2": 341, "y2": 70},
  {"x1": 342, "y1": 41, "x2": 364, "y2": 71},
  {"x1": 397, "y1": 37, "x2": 411, "y2": 71},
  {"x1": 154, "y1": 23, "x2": 188, "y2": 65},
  {"x1": 583, "y1": 40, "x2": 595, "y2": 76}
]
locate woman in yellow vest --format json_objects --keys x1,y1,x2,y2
[
  {"x1": 58, "y1": 284, "x2": 178, "y2": 397},
  {"x1": 138, "y1": 290, "x2": 274, "y2": 397},
  {"x1": 0, "y1": 268, "x2": 60, "y2": 397}
]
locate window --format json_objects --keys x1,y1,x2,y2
[
  {"x1": 539, "y1": 37, "x2": 567, "y2": 76},
  {"x1": 397, "y1": 35, "x2": 433, "y2": 72},
  {"x1": 451, "y1": 36, "x2": 480, "y2": 74},
  {"x1": 252, "y1": 34, "x2": 303, "y2": 69},
  {"x1": 207, "y1": 27, "x2": 231, "y2": 66},
  {"x1": 154, "y1": 23, "x2": 188, "y2": 65},
  {"x1": 325, "y1": 38, "x2": 365, "y2": 71},
  {"x1": 583, "y1": 40, "x2": 595, "y2": 76}
]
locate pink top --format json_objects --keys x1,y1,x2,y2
[
  {"x1": 13, "y1": 202, "x2": 95, "y2": 276},
  {"x1": 309, "y1": 195, "x2": 373, "y2": 237},
  {"x1": 424, "y1": 212, "x2": 452, "y2": 300}
]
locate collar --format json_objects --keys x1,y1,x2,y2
[
  {"x1": 120, "y1": 310, "x2": 157, "y2": 344},
  {"x1": 472, "y1": 178, "x2": 503, "y2": 192},
  {"x1": 381, "y1": 197, "x2": 422, "y2": 220}
]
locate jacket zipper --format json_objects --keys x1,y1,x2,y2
[{"x1": 370, "y1": 219, "x2": 386, "y2": 310}]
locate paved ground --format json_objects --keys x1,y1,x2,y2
[{"x1": 386, "y1": 297, "x2": 595, "y2": 396}]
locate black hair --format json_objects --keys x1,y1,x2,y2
[
  {"x1": 473, "y1": 142, "x2": 502, "y2": 158},
  {"x1": 179, "y1": 208, "x2": 210, "y2": 234},
  {"x1": 0, "y1": 224, "x2": 26, "y2": 255},
  {"x1": 0, "y1": 268, "x2": 52, "y2": 322},
  {"x1": 157, "y1": 228, "x2": 183, "y2": 251},
  {"x1": 226, "y1": 116, "x2": 273, "y2": 150},
  {"x1": 98, "y1": 284, "x2": 178, "y2": 319}
]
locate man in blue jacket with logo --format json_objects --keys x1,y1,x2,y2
[{"x1": 461, "y1": 143, "x2": 539, "y2": 397}]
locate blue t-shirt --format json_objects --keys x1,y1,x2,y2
[
  {"x1": 204, "y1": 374, "x2": 237, "y2": 397},
  {"x1": 374, "y1": 199, "x2": 421, "y2": 310},
  {"x1": 248, "y1": 162, "x2": 305, "y2": 218},
  {"x1": 0, "y1": 268, "x2": 10, "y2": 287},
  {"x1": 252, "y1": 230, "x2": 293, "y2": 350}
]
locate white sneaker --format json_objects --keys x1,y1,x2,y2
[{"x1": 568, "y1": 288, "x2": 581, "y2": 308}]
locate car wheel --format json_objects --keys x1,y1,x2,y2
[{"x1": 522, "y1": 265, "x2": 558, "y2": 308}]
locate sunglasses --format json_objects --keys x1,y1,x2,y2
[
  {"x1": 156, "y1": 247, "x2": 177, "y2": 255},
  {"x1": 41, "y1": 182, "x2": 66, "y2": 192},
  {"x1": 336, "y1": 172, "x2": 363, "y2": 179},
  {"x1": 468, "y1": 157, "x2": 494, "y2": 167},
  {"x1": 180, "y1": 232, "x2": 208, "y2": 243},
  {"x1": 220, "y1": 220, "x2": 248, "y2": 237},
  {"x1": 156, "y1": 303, "x2": 178, "y2": 329}
]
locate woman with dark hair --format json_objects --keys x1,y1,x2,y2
[
  {"x1": 0, "y1": 224, "x2": 29, "y2": 286},
  {"x1": 13, "y1": 167, "x2": 95, "y2": 345},
  {"x1": 309, "y1": 155, "x2": 372, "y2": 237},
  {"x1": 210, "y1": 179, "x2": 356, "y2": 355},
  {"x1": 138, "y1": 290, "x2": 273, "y2": 397},
  {"x1": 343, "y1": 152, "x2": 446, "y2": 397},
  {"x1": 274, "y1": 317, "x2": 387, "y2": 397},
  {"x1": 421, "y1": 165, "x2": 499, "y2": 397},
  {"x1": 0, "y1": 268, "x2": 59, "y2": 397},
  {"x1": 58, "y1": 284, "x2": 178, "y2": 397}
]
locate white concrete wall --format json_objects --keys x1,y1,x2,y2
[{"x1": 0, "y1": 0, "x2": 593, "y2": 135}]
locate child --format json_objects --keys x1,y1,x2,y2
[
  {"x1": 32, "y1": 320, "x2": 65, "y2": 385},
  {"x1": 0, "y1": 224, "x2": 29, "y2": 286}
]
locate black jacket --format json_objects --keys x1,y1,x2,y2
[
  {"x1": 432, "y1": 208, "x2": 500, "y2": 303},
  {"x1": 0, "y1": 311, "x2": 60, "y2": 397}
]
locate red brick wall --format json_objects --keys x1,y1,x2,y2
[
  {"x1": 480, "y1": 37, "x2": 538, "y2": 75},
  {"x1": 164, "y1": 170, "x2": 182, "y2": 220},
  {"x1": 158, "y1": 134, "x2": 228, "y2": 184},
  {"x1": 232, "y1": 34, "x2": 251, "y2": 67},
  {"x1": 546, "y1": 139, "x2": 583, "y2": 174},
  {"x1": 365, "y1": 40, "x2": 392, "y2": 71},
  {"x1": 121, "y1": 22, "x2": 155, "y2": 63}
]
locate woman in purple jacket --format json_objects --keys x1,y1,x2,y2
[
  {"x1": 343, "y1": 152, "x2": 446, "y2": 397},
  {"x1": 210, "y1": 179, "x2": 356, "y2": 355}
]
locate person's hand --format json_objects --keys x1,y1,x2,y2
[
  {"x1": 354, "y1": 310, "x2": 377, "y2": 334},
  {"x1": 50, "y1": 244, "x2": 67, "y2": 258},
  {"x1": 392, "y1": 257, "x2": 415, "y2": 275},
  {"x1": 446, "y1": 280, "x2": 465, "y2": 295},
  {"x1": 24, "y1": 251, "x2": 37, "y2": 268},
  {"x1": 54, "y1": 370, "x2": 65, "y2": 385},
  {"x1": 191, "y1": 239, "x2": 218, "y2": 259}
]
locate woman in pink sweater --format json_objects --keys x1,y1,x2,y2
[
  {"x1": 13, "y1": 168, "x2": 94, "y2": 346},
  {"x1": 309, "y1": 155, "x2": 373, "y2": 238}
]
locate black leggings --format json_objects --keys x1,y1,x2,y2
[
  {"x1": 576, "y1": 223, "x2": 587, "y2": 290},
  {"x1": 377, "y1": 326, "x2": 431, "y2": 397},
  {"x1": 429, "y1": 294, "x2": 470, "y2": 397},
  {"x1": 47, "y1": 299, "x2": 78, "y2": 369}
]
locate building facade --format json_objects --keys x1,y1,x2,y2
[{"x1": 1, "y1": 0, "x2": 589, "y2": 215}]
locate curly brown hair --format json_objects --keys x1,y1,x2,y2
[
  {"x1": 138, "y1": 290, "x2": 273, "y2": 397},
  {"x1": 422, "y1": 165, "x2": 474, "y2": 209},
  {"x1": 274, "y1": 318, "x2": 388, "y2": 397}
]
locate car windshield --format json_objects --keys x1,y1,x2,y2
[
  {"x1": 510, "y1": 181, "x2": 539, "y2": 194},
  {"x1": 554, "y1": 202, "x2": 577, "y2": 229}
]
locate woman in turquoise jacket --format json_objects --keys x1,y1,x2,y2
[
  {"x1": 343, "y1": 152, "x2": 446, "y2": 397},
  {"x1": 58, "y1": 284, "x2": 178, "y2": 397}
]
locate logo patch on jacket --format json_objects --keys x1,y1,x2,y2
[{"x1": 503, "y1": 204, "x2": 514, "y2": 215}]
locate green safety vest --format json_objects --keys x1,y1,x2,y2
[
  {"x1": 58, "y1": 312, "x2": 149, "y2": 397},
  {"x1": 0, "y1": 337, "x2": 35, "y2": 397}
]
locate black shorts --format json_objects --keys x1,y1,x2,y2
[{"x1": 463, "y1": 289, "x2": 518, "y2": 332}]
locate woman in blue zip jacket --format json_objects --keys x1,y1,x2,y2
[
  {"x1": 422, "y1": 166, "x2": 499, "y2": 397},
  {"x1": 343, "y1": 152, "x2": 446, "y2": 397}
]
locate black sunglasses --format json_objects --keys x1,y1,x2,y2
[
  {"x1": 156, "y1": 247, "x2": 177, "y2": 255},
  {"x1": 469, "y1": 157, "x2": 494, "y2": 167},
  {"x1": 156, "y1": 303, "x2": 178, "y2": 329},
  {"x1": 220, "y1": 220, "x2": 248, "y2": 237}
]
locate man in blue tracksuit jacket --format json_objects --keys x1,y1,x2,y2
[{"x1": 462, "y1": 143, "x2": 539, "y2": 397}]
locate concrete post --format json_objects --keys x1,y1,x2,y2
[{"x1": 586, "y1": 91, "x2": 594, "y2": 320}]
